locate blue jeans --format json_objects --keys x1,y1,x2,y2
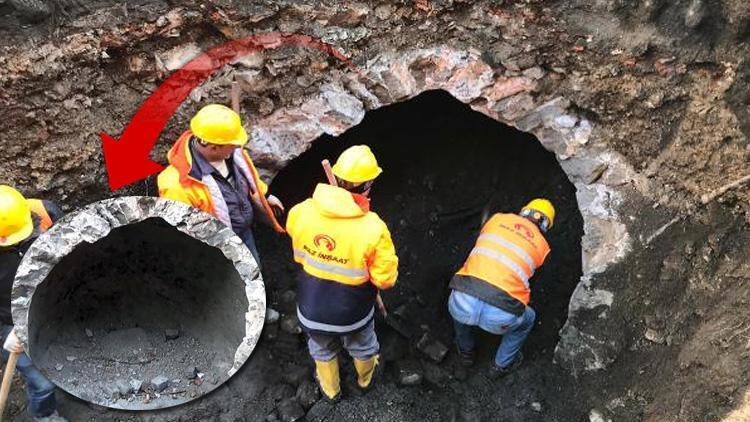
[
  {"x1": 237, "y1": 228, "x2": 261, "y2": 270},
  {"x1": 0, "y1": 329, "x2": 57, "y2": 417},
  {"x1": 448, "y1": 290, "x2": 535, "y2": 369}
]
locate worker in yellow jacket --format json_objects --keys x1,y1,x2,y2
[
  {"x1": 286, "y1": 145, "x2": 399, "y2": 401},
  {"x1": 449, "y1": 199, "x2": 554, "y2": 378},
  {"x1": 158, "y1": 104, "x2": 285, "y2": 265}
]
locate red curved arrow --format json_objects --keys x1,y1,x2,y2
[{"x1": 101, "y1": 32, "x2": 355, "y2": 191}]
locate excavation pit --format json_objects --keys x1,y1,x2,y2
[
  {"x1": 11, "y1": 197, "x2": 266, "y2": 410},
  {"x1": 258, "y1": 89, "x2": 584, "y2": 370}
]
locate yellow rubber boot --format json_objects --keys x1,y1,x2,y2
[
  {"x1": 353, "y1": 354, "x2": 379, "y2": 390},
  {"x1": 314, "y1": 358, "x2": 341, "y2": 401}
]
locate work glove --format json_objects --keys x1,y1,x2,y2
[
  {"x1": 3, "y1": 329, "x2": 23, "y2": 353},
  {"x1": 267, "y1": 194, "x2": 285, "y2": 218}
]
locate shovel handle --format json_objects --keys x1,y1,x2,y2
[
  {"x1": 321, "y1": 160, "x2": 337, "y2": 187},
  {"x1": 321, "y1": 159, "x2": 387, "y2": 317},
  {"x1": 231, "y1": 80, "x2": 241, "y2": 114},
  {"x1": 0, "y1": 351, "x2": 20, "y2": 421},
  {"x1": 375, "y1": 293, "x2": 388, "y2": 317}
]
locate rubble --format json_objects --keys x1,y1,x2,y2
[
  {"x1": 185, "y1": 367, "x2": 198, "y2": 380},
  {"x1": 305, "y1": 400, "x2": 334, "y2": 422},
  {"x1": 282, "y1": 363, "x2": 310, "y2": 387},
  {"x1": 589, "y1": 409, "x2": 611, "y2": 422},
  {"x1": 265, "y1": 308, "x2": 281, "y2": 324},
  {"x1": 295, "y1": 380, "x2": 319, "y2": 409},
  {"x1": 150, "y1": 376, "x2": 170, "y2": 393},
  {"x1": 280, "y1": 314, "x2": 302, "y2": 335},
  {"x1": 102, "y1": 385, "x2": 120, "y2": 401},
  {"x1": 114, "y1": 380, "x2": 131, "y2": 397},
  {"x1": 129, "y1": 379, "x2": 143, "y2": 394},
  {"x1": 277, "y1": 397, "x2": 305, "y2": 422},
  {"x1": 395, "y1": 360, "x2": 423, "y2": 386},
  {"x1": 164, "y1": 329, "x2": 180, "y2": 341},
  {"x1": 422, "y1": 361, "x2": 450, "y2": 388},
  {"x1": 271, "y1": 384, "x2": 296, "y2": 402},
  {"x1": 416, "y1": 333, "x2": 449, "y2": 363}
]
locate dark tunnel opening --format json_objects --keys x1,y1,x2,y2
[
  {"x1": 27, "y1": 217, "x2": 249, "y2": 410},
  {"x1": 257, "y1": 89, "x2": 583, "y2": 369}
]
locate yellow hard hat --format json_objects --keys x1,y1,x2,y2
[
  {"x1": 331, "y1": 145, "x2": 383, "y2": 183},
  {"x1": 521, "y1": 198, "x2": 556, "y2": 230},
  {"x1": 0, "y1": 185, "x2": 34, "y2": 247},
  {"x1": 190, "y1": 104, "x2": 248, "y2": 146}
]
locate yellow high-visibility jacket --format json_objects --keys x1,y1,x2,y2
[{"x1": 287, "y1": 183, "x2": 398, "y2": 334}]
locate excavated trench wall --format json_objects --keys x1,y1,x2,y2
[{"x1": 11, "y1": 196, "x2": 266, "y2": 410}]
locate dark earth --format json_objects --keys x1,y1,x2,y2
[{"x1": 1, "y1": 0, "x2": 750, "y2": 421}]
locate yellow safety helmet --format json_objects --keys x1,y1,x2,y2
[
  {"x1": 190, "y1": 104, "x2": 248, "y2": 146},
  {"x1": 0, "y1": 185, "x2": 34, "y2": 247},
  {"x1": 331, "y1": 145, "x2": 383, "y2": 184},
  {"x1": 521, "y1": 198, "x2": 556, "y2": 231}
]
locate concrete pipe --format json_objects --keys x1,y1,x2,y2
[{"x1": 10, "y1": 196, "x2": 265, "y2": 410}]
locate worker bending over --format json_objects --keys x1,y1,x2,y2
[
  {"x1": 286, "y1": 145, "x2": 399, "y2": 401},
  {"x1": 158, "y1": 104, "x2": 285, "y2": 264},
  {"x1": 0, "y1": 185, "x2": 66, "y2": 421},
  {"x1": 448, "y1": 199, "x2": 554, "y2": 378}
]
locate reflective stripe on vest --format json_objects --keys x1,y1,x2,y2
[
  {"x1": 477, "y1": 233, "x2": 536, "y2": 277},
  {"x1": 469, "y1": 246, "x2": 531, "y2": 288},
  {"x1": 293, "y1": 249, "x2": 368, "y2": 279},
  {"x1": 297, "y1": 306, "x2": 374, "y2": 334},
  {"x1": 201, "y1": 175, "x2": 231, "y2": 227},
  {"x1": 233, "y1": 149, "x2": 259, "y2": 195},
  {"x1": 456, "y1": 213, "x2": 550, "y2": 306},
  {"x1": 27, "y1": 199, "x2": 52, "y2": 231}
]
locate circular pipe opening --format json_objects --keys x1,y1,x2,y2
[{"x1": 12, "y1": 197, "x2": 265, "y2": 410}]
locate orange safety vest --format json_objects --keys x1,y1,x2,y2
[
  {"x1": 456, "y1": 213, "x2": 550, "y2": 305},
  {"x1": 27, "y1": 199, "x2": 53, "y2": 231},
  {"x1": 157, "y1": 131, "x2": 284, "y2": 233}
]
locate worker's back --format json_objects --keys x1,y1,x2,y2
[
  {"x1": 453, "y1": 213, "x2": 550, "y2": 316},
  {"x1": 287, "y1": 183, "x2": 398, "y2": 335}
]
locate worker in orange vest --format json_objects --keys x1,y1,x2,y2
[
  {"x1": 448, "y1": 199, "x2": 554, "y2": 378},
  {"x1": 286, "y1": 145, "x2": 399, "y2": 401},
  {"x1": 158, "y1": 104, "x2": 285, "y2": 265},
  {"x1": 0, "y1": 185, "x2": 67, "y2": 421}
]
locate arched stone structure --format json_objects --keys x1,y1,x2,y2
[{"x1": 248, "y1": 46, "x2": 649, "y2": 374}]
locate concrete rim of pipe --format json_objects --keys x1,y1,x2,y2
[{"x1": 10, "y1": 196, "x2": 266, "y2": 410}]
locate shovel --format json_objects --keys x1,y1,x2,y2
[{"x1": 0, "y1": 351, "x2": 20, "y2": 421}]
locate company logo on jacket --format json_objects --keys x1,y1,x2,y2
[{"x1": 313, "y1": 234, "x2": 336, "y2": 251}]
